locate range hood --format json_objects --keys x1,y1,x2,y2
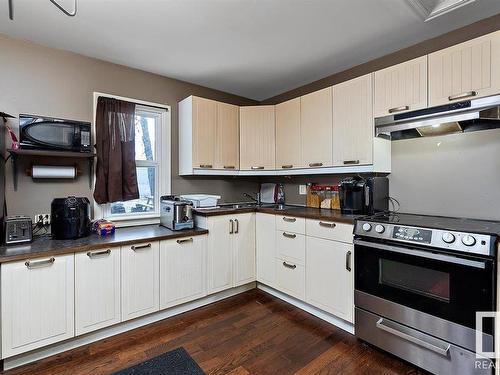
[{"x1": 375, "y1": 94, "x2": 500, "y2": 140}]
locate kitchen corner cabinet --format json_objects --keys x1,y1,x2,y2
[
  {"x1": 429, "y1": 30, "x2": 500, "y2": 106},
  {"x1": 256, "y1": 213, "x2": 277, "y2": 287},
  {"x1": 75, "y1": 247, "x2": 121, "y2": 336},
  {"x1": 1, "y1": 254, "x2": 75, "y2": 358},
  {"x1": 160, "y1": 235, "x2": 207, "y2": 309},
  {"x1": 239, "y1": 106, "x2": 276, "y2": 170},
  {"x1": 233, "y1": 213, "x2": 256, "y2": 286},
  {"x1": 373, "y1": 56, "x2": 428, "y2": 118},
  {"x1": 300, "y1": 87, "x2": 333, "y2": 168},
  {"x1": 275, "y1": 97, "x2": 302, "y2": 169},
  {"x1": 121, "y1": 241, "x2": 160, "y2": 321},
  {"x1": 332, "y1": 74, "x2": 373, "y2": 166}
]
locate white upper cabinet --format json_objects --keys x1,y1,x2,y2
[
  {"x1": 215, "y1": 102, "x2": 240, "y2": 170},
  {"x1": 374, "y1": 56, "x2": 428, "y2": 117},
  {"x1": 239, "y1": 105, "x2": 276, "y2": 170},
  {"x1": 429, "y1": 31, "x2": 500, "y2": 106},
  {"x1": 300, "y1": 87, "x2": 333, "y2": 168},
  {"x1": 192, "y1": 96, "x2": 217, "y2": 169},
  {"x1": 332, "y1": 74, "x2": 374, "y2": 167},
  {"x1": 275, "y1": 97, "x2": 302, "y2": 169}
]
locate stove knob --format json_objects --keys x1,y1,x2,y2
[
  {"x1": 442, "y1": 232, "x2": 455, "y2": 244},
  {"x1": 375, "y1": 224, "x2": 385, "y2": 234},
  {"x1": 362, "y1": 223, "x2": 372, "y2": 232},
  {"x1": 462, "y1": 234, "x2": 476, "y2": 247}
]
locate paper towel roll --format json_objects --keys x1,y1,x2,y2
[{"x1": 31, "y1": 165, "x2": 76, "y2": 179}]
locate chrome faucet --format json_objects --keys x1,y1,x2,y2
[{"x1": 243, "y1": 192, "x2": 261, "y2": 205}]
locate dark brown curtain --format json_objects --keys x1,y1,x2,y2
[{"x1": 94, "y1": 97, "x2": 139, "y2": 204}]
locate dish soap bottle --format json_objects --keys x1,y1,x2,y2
[{"x1": 276, "y1": 184, "x2": 285, "y2": 205}]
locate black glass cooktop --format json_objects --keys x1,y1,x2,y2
[{"x1": 361, "y1": 212, "x2": 500, "y2": 236}]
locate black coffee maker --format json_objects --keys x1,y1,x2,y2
[
  {"x1": 51, "y1": 196, "x2": 91, "y2": 239},
  {"x1": 339, "y1": 177, "x2": 389, "y2": 215}
]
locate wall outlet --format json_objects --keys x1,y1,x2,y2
[
  {"x1": 34, "y1": 214, "x2": 51, "y2": 225},
  {"x1": 299, "y1": 185, "x2": 307, "y2": 195}
]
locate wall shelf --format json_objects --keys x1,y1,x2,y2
[{"x1": 7, "y1": 149, "x2": 96, "y2": 191}]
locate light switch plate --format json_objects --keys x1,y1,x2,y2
[{"x1": 299, "y1": 185, "x2": 307, "y2": 195}]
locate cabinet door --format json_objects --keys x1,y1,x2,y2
[
  {"x1": 332, "y1": 74, "x2": 373, "y2": 166},
  {"x1": 215, "y1": 102, "x2": 239, "y2": 170},
  {"x1": 239, "y1": 106, "x2": 276, "y2": 170},
  {"x1": 276, "y1": 97, "x2": 302, "y2": 169},
  {"x1": 160, "y1": 236, "x2": 207, "y2": 309},
  {"x1": 300, "y1": 87, "x2": 333, "y2": 168},
  {"x1": 373, "y1": 56, "x2": 428, "y2": 117},
  {"x1": 207, "y1": 216, "x2": 234, "y2": 293},
  {"x1": 1, "y1": 254, "x2": 74, "y2": 358},
  {"x1": 192, "y1": 96, "x2": 217, "y2": 169},
  {"x1": 306, "y1": 237, "x2": 353, "y2": 323},
  {"x1": 429, "y1": 31, "x2": 500, "y2": 106},
  {"x1": 256, "y1": 213, "x2": 277, "y2": 287},
  {"x1": 75, "y1": 248, "x2": 121, "y2": 335},
  {"x1": 121, "y1": 241, "x2": 159, "y2": 321},
  {"x1": 233, "y1": 213, "x2": 256, "y2": 286}
]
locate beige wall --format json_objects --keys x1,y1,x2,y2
[{"x1": 0, "y1": 33, "x2": 258, "y2": 219}]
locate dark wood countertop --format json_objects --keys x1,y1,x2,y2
[
  {"x1": 194, "y1": 205, "x2": 361, "y2": 224},
  {"x1": 0, "y1": 225, "x2": 208, "y2": 263}
]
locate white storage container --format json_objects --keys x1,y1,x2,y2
[{"x1": 180, "y1": 194, "x2": 221, "y2": 208}]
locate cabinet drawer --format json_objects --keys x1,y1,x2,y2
[
  {"x1": 306, "y1": 219, "x2": 353, "y2": 243},
  {"x1": 277, "y1": 258, "x2": 305, "y2": 300},
  {"x1": 276, "y1": 215, "x2": 305, "y2": 234},
  {"x1": 277, "y1": 231, "x2": 305, "y2": 265}
]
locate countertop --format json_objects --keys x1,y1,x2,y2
[
  {"x1": 194, "y1": 205, "x2": 361, "y2": 224},
  {"x1": 0, "y1": 225, "x2": 208, "y2": 263}
]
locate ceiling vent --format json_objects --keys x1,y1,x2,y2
[{"x1": 406, "y1": 0, "x2": 477, "y2": 22}]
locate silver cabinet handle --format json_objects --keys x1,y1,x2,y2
[
  {"x1": 229, "y1": 219, "x2": 234, "y2": 234},
  {"x1": 343, "y1": 160, "x2": 360, "y2": 165},
  {"x1": 223, "y1": 165, "x2": 235, "y2": 169},
  {"x1": 132, "y1": 243, "x2": 151, "y2": 251},
  {"x1": 251, "y1": 166, "x2": 264, "y2": 170},
  {"x1": 87, "y1": 249, "x2": 111, "y2": 258},
  {"x1": 388, "y1": 105, "x2": 409, "y2": 113},
  {"x1": 199, "y1": 164, "x2": 213, "y2": 168},
  {"x1": 25, "y1": 257, "x2": 55, "y2": 269},
  {"x1": 234, "y1": 219, "x2": 239, "y2": 234},
  {"x1": 282, "y1": 261, "x2": 297, "y2": 269},
  {"x1": 319, "y1": 221, "x2": 336, "y2": 228},
  {"x1": 376, "y1": 318, "x2": 450, "y2": 357},
  {"x1": 281, "y1": 165, "x2": 293, "y2": 169},
  {"x1": 176, "y1": 238, "x2": 193, "y2": 244},
  {"x1": 283, "y1": 217, "x2": 296, "y2": 223},
  {"x1": 448, "y1": 90, "x2": 477, "y2": 101},
  {"x1": 309, "y1": 162, "x2": 323, "y2": 167},
  {"x1": 282, "y1": 232, "x2": 296, "y2": 239},
  {"x1": 346, "y1": 250, "x2": 352, "y2": 272}
]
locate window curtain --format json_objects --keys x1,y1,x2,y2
[{"x1": 94, "y1": 97, "x2": 139, "y2": 204}]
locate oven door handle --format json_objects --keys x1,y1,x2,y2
[
  {"x1": 353, "y1": 239, "x2": 487, "y2": 269},
  {"x1": 376, "y1": 318, "x2": 451, "y2": 357}
]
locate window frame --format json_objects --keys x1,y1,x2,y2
[{"x1": 92, "y1": 92, "x2": 171, "y2": 226}]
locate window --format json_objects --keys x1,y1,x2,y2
[{"x1": 94, "y1": 93, "x2": 171, "y2": 224}]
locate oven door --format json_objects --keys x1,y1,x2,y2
[{"x1": 354, "y1": 238, "x2": 495, "y2": 334}]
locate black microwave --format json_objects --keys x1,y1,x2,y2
[{"x1": 19, "y1": 114, "x2": 92, "y2": 153}]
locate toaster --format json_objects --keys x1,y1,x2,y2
[
  {"x1": 160, "y1": 196, "x2": 194, "y2": 231},
  {"x1": 5, "y1": 215, "x2": 33, "y2": 245}
]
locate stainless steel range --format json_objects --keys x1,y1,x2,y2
[{"x1": 354, "y1": 213, "x2": 499, "y2": 375}]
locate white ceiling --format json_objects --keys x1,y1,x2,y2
[{"x1": 1, "y1": 0, "x2": 500, "y2": 100}]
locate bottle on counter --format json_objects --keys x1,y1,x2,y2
[{"x1": 277, "y1": 183, "x2": 285, "y2": 205}]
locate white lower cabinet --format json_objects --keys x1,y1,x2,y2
[
  {"x1": 159, "y1": 235, "x2": 207, "y2": 309},
  {"x1": 305, "y1": 236, "x2": 354, "y2": 323},
  {"x1": 256, "y1": 213, "x2": 277, "y2": 287},
  {"x1": 121, "y1": 241, "x2": 160, "y2": 321},
  {"x1": 233, "y1": 213, "x2": 256, "y2": 286},
  {"x1": 75, "y1": 247, "x2": 121, "y2": 336},
  {"x1": 1, "y1": 254, "x2": 75, "y2": 358},
  {"x1": 277, "y1": 258, "x2": 305, "y2": 300}
]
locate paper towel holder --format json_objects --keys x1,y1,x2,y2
[{"x1": 25, "y1": 164, "x2": 82, "y2": 178}]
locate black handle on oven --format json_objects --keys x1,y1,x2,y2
[{"x1": 353, "y1": 239, "x2": 487, "y2": 269}]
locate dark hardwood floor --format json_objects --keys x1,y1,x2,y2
[{"x1": 2, "y1": 289, "x2": 421, "y2": 375}]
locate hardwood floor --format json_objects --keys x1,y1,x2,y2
[{"x1": 2, "y1": 289, "x2": 420, "y2": 375}]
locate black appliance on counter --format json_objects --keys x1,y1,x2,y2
[
  {"x1": 51, "y1": 196, "x2": 91, "y2": 239},
  {"x1": 19, "y1": 114, "x2": 92, "y2": 153},
  {"x1": 339, "y1": 176, "x2": 389, "y2": 215},
  {"x1": 354, "y1": 213, "x2": 498, "y2": 375}
]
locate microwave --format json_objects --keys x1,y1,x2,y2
[{"x1": 19, "y1": 114, "x2": 92, "y2": 153}]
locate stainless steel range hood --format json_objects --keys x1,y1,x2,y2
[{"x1": 375, "y1": 94, "x2": 500, "y2": 140}]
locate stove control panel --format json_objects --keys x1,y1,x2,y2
[{"x1": 392, "y1": 226, "x2": 432, "y2": 244}]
